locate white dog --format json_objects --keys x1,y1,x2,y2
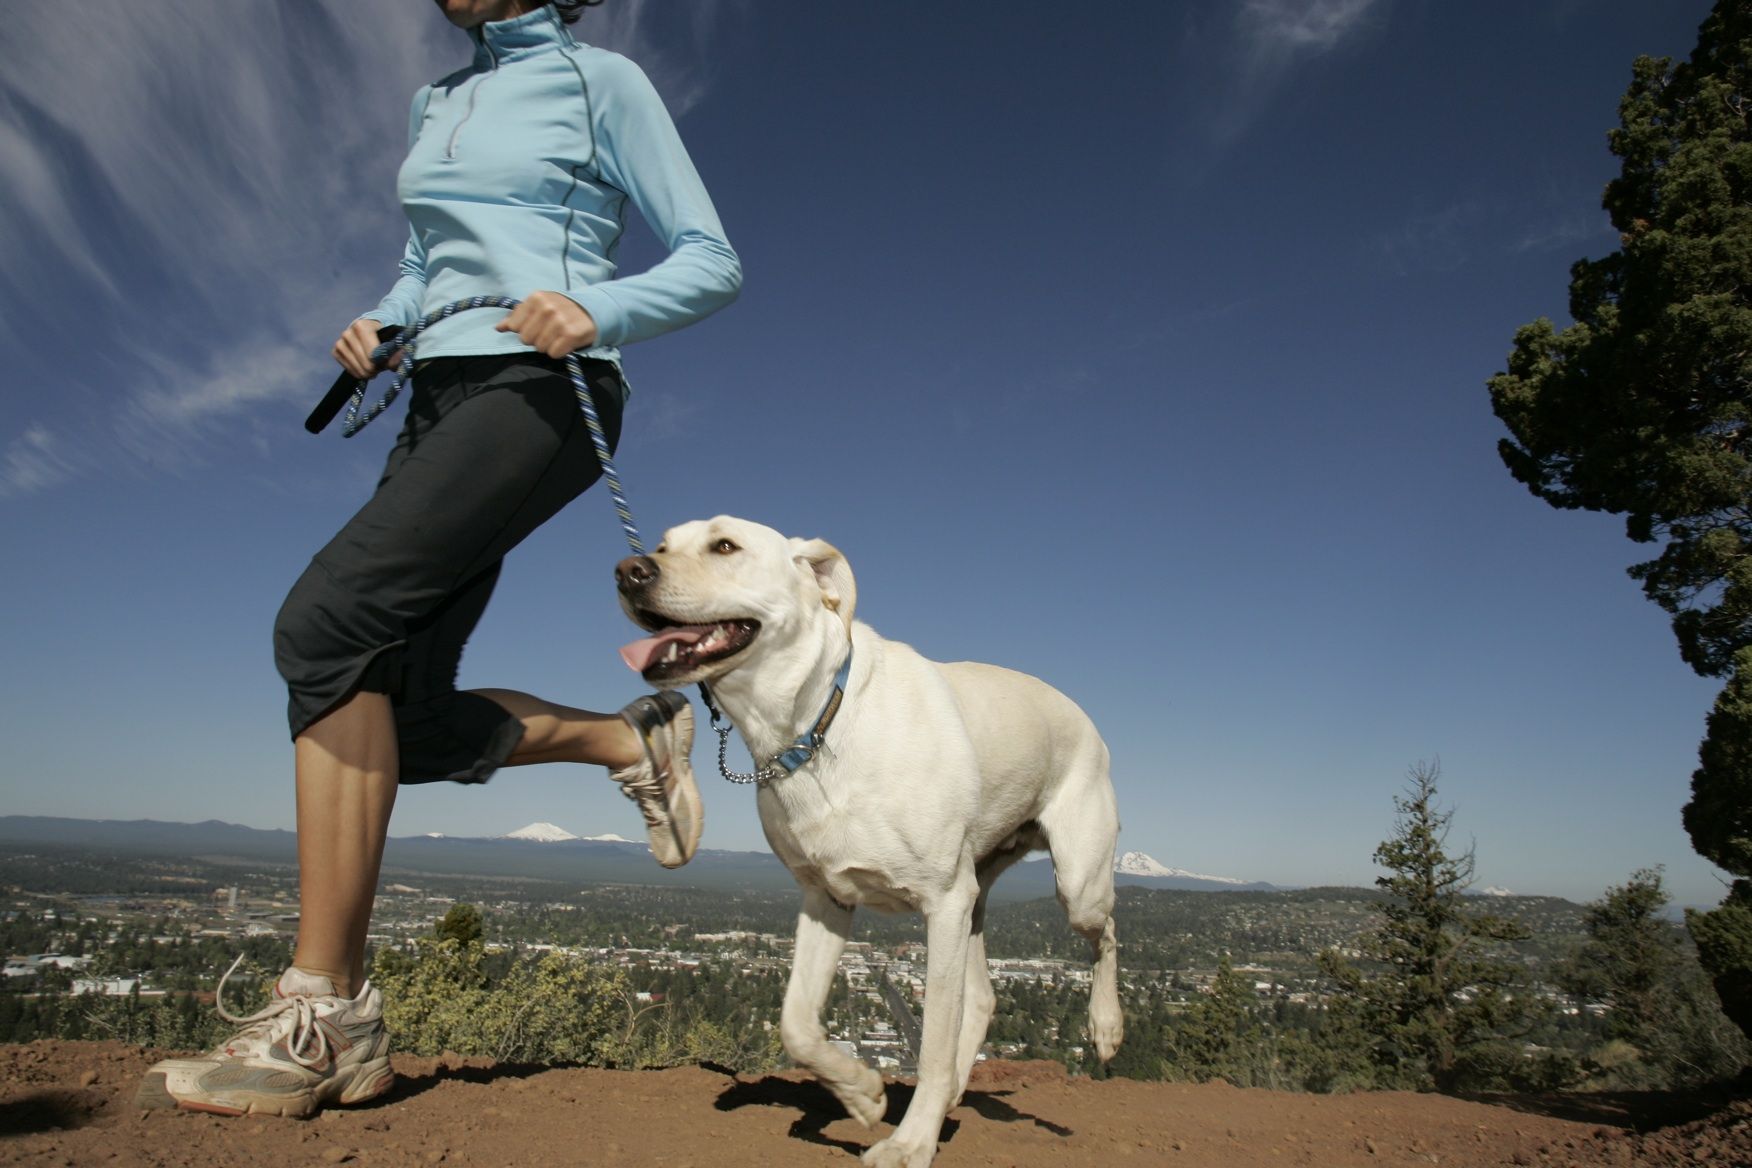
[{"x1": 615, "y1": 517, "x2": 1123, "y2": 1168}]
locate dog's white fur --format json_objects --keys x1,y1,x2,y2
[{"x1": 618, "y1": 517, "x2": 1122, "y2": 1168}]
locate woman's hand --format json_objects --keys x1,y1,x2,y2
[
  {"x1": 332, "y1": 318, "x2": 398, "y2": 380},
  {"x1": 496, "y1": 291, "x2": 599, "y2": 357}
]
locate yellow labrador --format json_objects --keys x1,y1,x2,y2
[{"x1": 616, "y1": 517, "x2": 1122, "y2": 1168}]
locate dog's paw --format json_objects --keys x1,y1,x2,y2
[
  {"x1": 835, "y1": 1071, "x2": 887, "y2": 1128},
  {"x1": 861, "y1": 1135, "x2": 933, "y2": 1168},
  {"x1": 1090, "y1": 1006, "x2": 1124, "y2": 1063}
]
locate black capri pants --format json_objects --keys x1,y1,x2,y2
[{"x1": 274, "y1": 352, "x2": 625, "y2": 785}]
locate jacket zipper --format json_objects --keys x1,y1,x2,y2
[{"x1": 445, "y1": 38, "x2": 499, "y2": 160}]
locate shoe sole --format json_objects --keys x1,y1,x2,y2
[
  {"x1": 138, "y1": 1057, "x2": 394, "y2": 1118},
  {"x1": 622, "y1": 693, "x2": 703, "y2": 868},
  {"x1": 135, "y1": 1071, "x2": 180, "y2": 1111},
  {"x1": 655, "y1": 761, "x2": 703, "y2": 868}
]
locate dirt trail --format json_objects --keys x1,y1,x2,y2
[{"x1": 2, "y1": 1041, "x2": 1747, "y2": 1167}]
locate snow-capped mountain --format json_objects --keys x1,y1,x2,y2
[
  {"x1": 499, "y1": 822, "x2": 580, "y2": 843},
  {"x1": 0, "y1": 815, "x2": 1324, "y2": 898},
  {"x1": 1114, "y1": 850, "x2": 1252, "y2": 886},
  {"x1": 492, "y1": 824, "x2": 640, "y2": 845},
  {"x1": 1115, "y1": 850, "x2": 1176, "y2": 877},
  {"x1": 1478, "y1": 885, "x2": 1515, "y2": 897}
]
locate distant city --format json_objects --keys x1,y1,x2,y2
[{"x1": 0, "y1": 813, "x2": 1601, "y2": 1077}]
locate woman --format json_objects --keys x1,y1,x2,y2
[{"x1": 137, "y1": 0, "x2": 740, "y2": 1117}]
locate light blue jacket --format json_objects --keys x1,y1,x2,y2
[{"x1": 364, "y1": 5, "x2": 741, "y2": 364}]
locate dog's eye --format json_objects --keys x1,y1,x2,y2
[{"x1": 712, "y1": 538, "x2": 739, "y2": 555}]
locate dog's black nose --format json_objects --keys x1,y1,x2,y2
[{"x1": 615, "y1": 555, "x2": 659, "y2": 592}]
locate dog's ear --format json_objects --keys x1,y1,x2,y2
[{"x1": 790, "y1": 538, "x2": 857, "y2": 634}]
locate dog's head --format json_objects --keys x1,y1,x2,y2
[{"x1": 614, "y1": 516, "x2": 856, "y2": 687}]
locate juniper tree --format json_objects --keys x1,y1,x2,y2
[
  {"x1": 1558, "y1": 867, "x2": 1751, "y2": 1085},
  {"x1": 1169, "y1": 954, "x2": 1256, "y2": 1083},
  {"x1": 1561, "y1": 870, "x2": 1687, "y2": 1045},
  {"x1": 434, "y1": 903, "x2": 484, "y2": 947},
  {"x1": 1486, "y1": 0, "x2": 1752, "y2": 1041},
  {"x1": 1320, "y1": 763, "x2": 1533, "y2": 1091}
]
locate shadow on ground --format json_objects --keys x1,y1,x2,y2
[
  {"x1": 370, "y1": 1059, "x2": 552, "y2": 1108},
  {"x1": 1461, "y1": 1086, "x2": 1740, "y2": 1133},
  {"x1": 713, "y1": 1072, "x2": 1074, "y2": 1155},
  {"x1": 0, "y1": 1089, "x2": 104, "y2": 1137}
]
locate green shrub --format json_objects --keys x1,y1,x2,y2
[{"x1": 371, "y1": 938, "x2": 624, "y2": 1064}]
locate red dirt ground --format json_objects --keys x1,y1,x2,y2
[{"x1": 2, "y1": 1041, "x2": 1748, "y2": 1168}]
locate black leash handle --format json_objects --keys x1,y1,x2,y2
[{"x1": 304, "y1": 324, "x2": 404, "y2": 434}]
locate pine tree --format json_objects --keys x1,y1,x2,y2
[
  {"x1": 1558, "y1": 867, "x2": 1750, "y2": 1086},
  {"x1": 1170, "y1": 955, "x2": 1255, "y2": 1083},
  {"x1": 434, "y1": 903, "x2": 484, "y2": 946},
  {"x1": 1486, "y1": 0, "x2": 1752, "y2": 1041},
  {"x1": 1320, "y1": 762, "x2": 1534, "y2": 1091}
]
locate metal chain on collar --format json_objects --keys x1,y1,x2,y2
[
  {"x1": 710, "y1": 715, "x2": 784, "y2": 786},
  {"x1": 341, "y1": 295, "x2": 644, "y2": 555},
  {"x1": 699, "y1": 647, "x2": 849, "y2": 787}
]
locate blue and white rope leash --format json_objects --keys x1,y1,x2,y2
[
  {"x1": 335, "y1": 303, "x2": 847, "y2": 786},
  {"x1": 342, "y1": 295, "x2": 644, "y2": 555}
]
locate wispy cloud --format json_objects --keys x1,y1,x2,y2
[
  {"x1": 0, "y1": 0, "x2": 740, "y2": 499},
  {"x1": 0, "y1": 106, "x2": 119, "y2": 302},
  {"x1": 1238, "y1": 0, "x2": 1382, "y2": 55},
  {"x1": 0, "y1": 426, "x2": 81, "y2": 500},
  {"x1": 114, "y1": 343, "x2": 319, "y2": 475},
  {"x1": 595, "y1": 0, "x2": 750, "y2": 118},
  {"x1": 1367, "y1": 201, "x2": 1616, "y2": 277},
  {"x1": 1207, "y1": 0, "x2": 1389, "y2": 143},
  {"x1": 1509, "y1": 212, "x2": 1612, "y2": 255},
  {"x1": 1369, "y1": 201, "x2": 1480, "y2": 276}
]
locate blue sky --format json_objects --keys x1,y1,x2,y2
[{"x1": 0, "y1": 0, "x2": 1734, "y2": 907}]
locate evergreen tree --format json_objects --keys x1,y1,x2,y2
[
  {"x1": 1556, "y1": 867, "x2": 1749, "y2": 1086},
  {"x1": 434, "y1": 903, "x2": 484, "y2": 947},
  {"x1": 1686, "y1": 654, "x2": 1752, "y2": 1042},
  {"x1": 1560, "y1": 869, "x2": 1686, "y2": 1045},
  {"x1": 1320, "y1": 763, "x2": 1534, "y2": 1091},
  {"x1": 1170, "y1": 955, "x2": 1255, "y2": 1083},
  {"x1": 1485, "y1": 0, "x2": 1752, "y2": 1040}
]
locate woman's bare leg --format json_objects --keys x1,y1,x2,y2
[
  {"x1": 290, "y1": 688, "x2": 647, "y2": 997},
  {"x1": 471, "y1": 687, "x2": 642, "y2": 770},
  {"x1": 291, "y1": 690, "x2": 399, "y2": 998}
]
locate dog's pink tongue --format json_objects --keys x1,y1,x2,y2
[{"x1": 619, "y1": 626, "x2": 710, "y2": 673}]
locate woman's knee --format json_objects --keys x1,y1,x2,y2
[
  {"x1": 273, "y1": 560, "x2": 399, "y2": 696},
  {"x1": 273, "y1": 569, "x2": 324, "y2": 682}
]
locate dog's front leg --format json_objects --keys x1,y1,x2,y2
[
  {"x1": 862, "y1": 877, "x2": 976, "y2": 1168},
  {"x1": 781, "y1": 887, "x2": 887, "y2": 1127}
]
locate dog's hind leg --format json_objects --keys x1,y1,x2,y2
[
  {"x1": 1075, "y1": 908, "x2": 1122, "y2": 1063},
  {"x1": 780, "y1": 887, "x2": 887, "y2": 1128},
  {"x1": 1039, "y1": 764, "x2": 1124, "y2": 1062}
]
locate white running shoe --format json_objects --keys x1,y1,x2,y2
[
  {"x1": 136, "y1": 958, "x2": 393, "y2": 1117},
  {"x1": 610, "y1": 691, "x2": 703, "y2": 868}
]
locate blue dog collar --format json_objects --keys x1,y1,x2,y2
[
  {"x1": 773, "y1": 646, "x2": 853, "y2": 772},
  {"x1": 699, "y1": 642, "x2": 853, "y2": 779}
]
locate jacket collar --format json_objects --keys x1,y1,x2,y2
[{"x1": 467, "y1": 5, "x2": 573, "y2": 69}]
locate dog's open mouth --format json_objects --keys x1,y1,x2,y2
[{"x1": 619, "y1": 613, "x2": 761, "y2": 680}]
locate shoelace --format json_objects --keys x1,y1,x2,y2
[
  {"x1": 615, "y1": 761, "x2": 669, "y2": 827},
  {"x1": 213, "y1": 954, "x2": 333, "y2": 1070}
]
